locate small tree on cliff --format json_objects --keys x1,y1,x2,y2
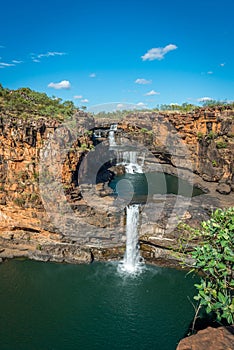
[{"x1": 189, "y1": 207, "x2": 234, "y2": 325}]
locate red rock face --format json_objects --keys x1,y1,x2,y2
[
  {"x1": 176, "y1": 325, "x2": 234, "y2": 350},
  {"x1": 0, "y1": 108, "x2": 233, "y2": 265},
  {"x1": 119, "y1": 108, "x2": 233, "y2": 184}
]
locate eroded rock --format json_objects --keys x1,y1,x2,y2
[{"x1": 177, "y1": 325, "x2": 234, "y2": 350}]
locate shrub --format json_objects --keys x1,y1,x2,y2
[
  {"x1": 190, "y1": 208, "x2": 234, "y2": 324},
  {"x1": 197, "y1": 132, "x2": 204, "y2": 140},
  {"x1": 207, "y1": 131, "x2": 218, "y2": 140},
  {"x1": 216, "y1": 141, "x2": 227, "y2": 149},
  {"x1": 140, "y1": 128, "x2": 149, "y2": 133}
]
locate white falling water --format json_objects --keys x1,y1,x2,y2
[
  {"x1": 109, "y1": 131, "x2": 145, "y2": 275},
  {"x1": 119, "y1": 204, "x2": 143, "y2": 274},
  {"x1": 110, "y1": 123, "x2": 118, "y2": 131},
  {"x1": 108, "y1": 130, "x2": 116, "y2": 147},
  {"x1": 117, "y1": 151, "x2": 144, "y2": 174},
  {"x1": 94, "y1": 130, "x2": 102, "y2": 138}
]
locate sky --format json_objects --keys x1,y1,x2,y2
[{"x1": 0, "y1": 0, "x2": 233, "y2": 111}]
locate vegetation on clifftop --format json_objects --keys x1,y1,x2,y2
[
  {"x1": 182, "y1": 208, "x2": 234, "y2": 326},
  {"x1": 94, "y1": 101, "x2": 234, "y2": 119},
  {"x1": 0, "y1": 84, "x2": 77, "y2": 120}
]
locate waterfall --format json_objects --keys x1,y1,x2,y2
[
  {"x1": 108, "y1": 130, "x2": 116, "y2": 147},
  {"x1": 118, "y1": 204, "x2": 143, "y2": 275},
  {"x1": 117, "y1": 151, "x2": 144, "y2": 174},
  {"x1": 94, "y1": 130, "x2": 102, "y2": 138},
  {"x1": 108, "y1": 124, "x2": 117, "y2": 148},
  {"x1": 106, "y1": 125, "x2": 144, "y2": 275},
  {"x1": 110, "y1": 123, "x2": 118, "y2": 131},
  {"x1": 124, "y1": 205, "x2": 141, "y2": 272}
]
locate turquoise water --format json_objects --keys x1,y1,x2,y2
[
  {"x1": 109, "y1": 172, "x2": 203, "y2": 202},
  {"x1": 0, "y1": 260, "x2": 198, "y2": 350}
]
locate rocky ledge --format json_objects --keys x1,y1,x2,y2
[
  {"x1": 0, "y1": 108, "x2": 233, "y2": 266},
  {"x1": 177, "y1": 325, "x2": 234, "y2": 350}
]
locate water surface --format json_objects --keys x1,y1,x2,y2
[
  {"x1": 109, "y1": 172, "x2": 203, "y2": 202},
  {"x1": 0, "y1": 260, "x2": 198, "y2": 350}
]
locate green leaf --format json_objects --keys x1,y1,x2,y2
[{"x1": 218, "y1": 292, "x2": 226, "y2": 304}]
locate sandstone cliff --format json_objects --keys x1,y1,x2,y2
[{"x1": 0, "y1": 108, "x2": 233, "y2": 265}]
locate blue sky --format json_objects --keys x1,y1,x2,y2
[{"x1": 0, "y1": 0, "x2": 233, "y2": 111}]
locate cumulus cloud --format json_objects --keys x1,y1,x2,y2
[
  {"x1": 220, "y1": 63, "x2": 225, "y2": 67},
  {"x1": 48, "y1": 80, "x2": 71, "y2": 89},
  {"x1": 135, "y1": 78, "x2": 152, "y2": 85},
  {"x1": 89, "y1": 73, "x2": 96, "y2": 78},
  {"x1": 81, "y1": 99, "x2": 89, "y2": 103},
  {"x1": 73, "y1": 95, "x2": 83, "y2": 99},
  {"x1": 197, "y1": 97, "x2": 213, "y2": 102},
  {"x1": 145, "y1": 90, "x2": 160, "y2": 96},
  {"x1": 136, "y1": 102, "x2": 147, "y2": 107},
  {"x1": 141, "y1": 44, "x2": 178, "y2": 61}
]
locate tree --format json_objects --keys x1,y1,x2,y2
[{"x1": 189, "y1": 207, "x2": 234, "y2": 324}]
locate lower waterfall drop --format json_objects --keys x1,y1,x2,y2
[{"x1": 118, "y1": 204, "x2": 144, "y2": 275}]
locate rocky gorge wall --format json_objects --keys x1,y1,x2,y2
[{"x1": 0, "y1": 108, "x2": 233, "y2": 266}]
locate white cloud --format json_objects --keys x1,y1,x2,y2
[
  {"x1": 197, "y1": 97, "x2": 213, "y2": 102},
  {"x1": 207, "y1": 71, "x2": 213, "y2": 74},
  {"x1": 89, "y1": 73, "x2": 96, "y2": 78},
  {"x1": 38, "y1": 51, "x2": 66, "y2": 58},
  {"x1": 136, "y1": 102, "x2": 147, "y2": 107},
  {"x1": 220, "y1": 63, "x2": 225, "y2": 67},
  {"x1": 0, "y1": 62, "x2": 15, "y2": 68},
  {"x1": 31, "y1": 51, "x2": 66, "y2": 62},
  {"x1": 73, "y1": 95, "x2": 83, "y2": 99},
  {"x1": 141, "y1": 44, "x2": 178, "y2": 61},
  {"x1": 81, "y1": 99, "x2": 89, "y2": 103},
  {"x1": 12, "y1": 60, "x2": 23, "y2": 64},
  {"x1": 145, "y1": 90, "x2": 160, "y2": 96},
  {"x1": 48, "y1": 80, "x2": 71, "y2": 89},
  {"x1": 135, "y1": 78, "x2": 152, "y2": 85},
  {"x1": 116, "y1": 103, "x2": 124, "y2": 109}
]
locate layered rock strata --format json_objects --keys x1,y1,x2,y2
[{"x1": 0, "y1": 108, "x2": 233, "y2": 265}]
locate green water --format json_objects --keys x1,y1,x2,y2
[
  {"x1": 0, "y1": 260, "x2": 199, "y2": 350},
  {"x1": 109, "y1": 172, "x2": 203, "y2": 202}
]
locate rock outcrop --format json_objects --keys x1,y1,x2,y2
[
  {"x1": 0, "y1": 107, "x2": 233, "y2": 266},
  {"x1": 177, "y1": 325, "x2": 234, "y2": 350}
]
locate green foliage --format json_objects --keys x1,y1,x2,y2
[
  {"x1": 201, "y1": 99, "x2": 234, "y2": 109},
  {"x1": 216, "y1": 141, "x2": 227, "y2": 149},
  {"x1": 0, "y1": 85, "x2": 77, "y2": 120},
  {"x1": 207, "y1": 131, "x2": 218, "y2": 140},
  {"x1": 212, "y1": 160, "x2": 217, "y2": 167},
  {"x1": 140, "y1": 127, "x2": 149, "y2": 133},
  {"x1": 80, "y1": 143, "x2": 89, "y2": 150},
  {"x1": 190, "y1": 207, "x2": 234, "y2": 324},
  {"x1": 13, "y1": 197, "x2": 26, "y2": 207},
  {"x1": 197, "y1": 132, "x2": 204, "y2": 140},
  {"x1": 94, "y1": 109, "x2": 135, "y2": 120},
  {"x1": 84, "y1": 130, "x2": 93, "y2": 136}
]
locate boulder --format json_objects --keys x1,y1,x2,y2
[
  {"x1": 177, "y1": 326, "x2": 234, "y2": 350},
  {"x1": 216, "y1": 183, "x2": 231, "y2": 195}
]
